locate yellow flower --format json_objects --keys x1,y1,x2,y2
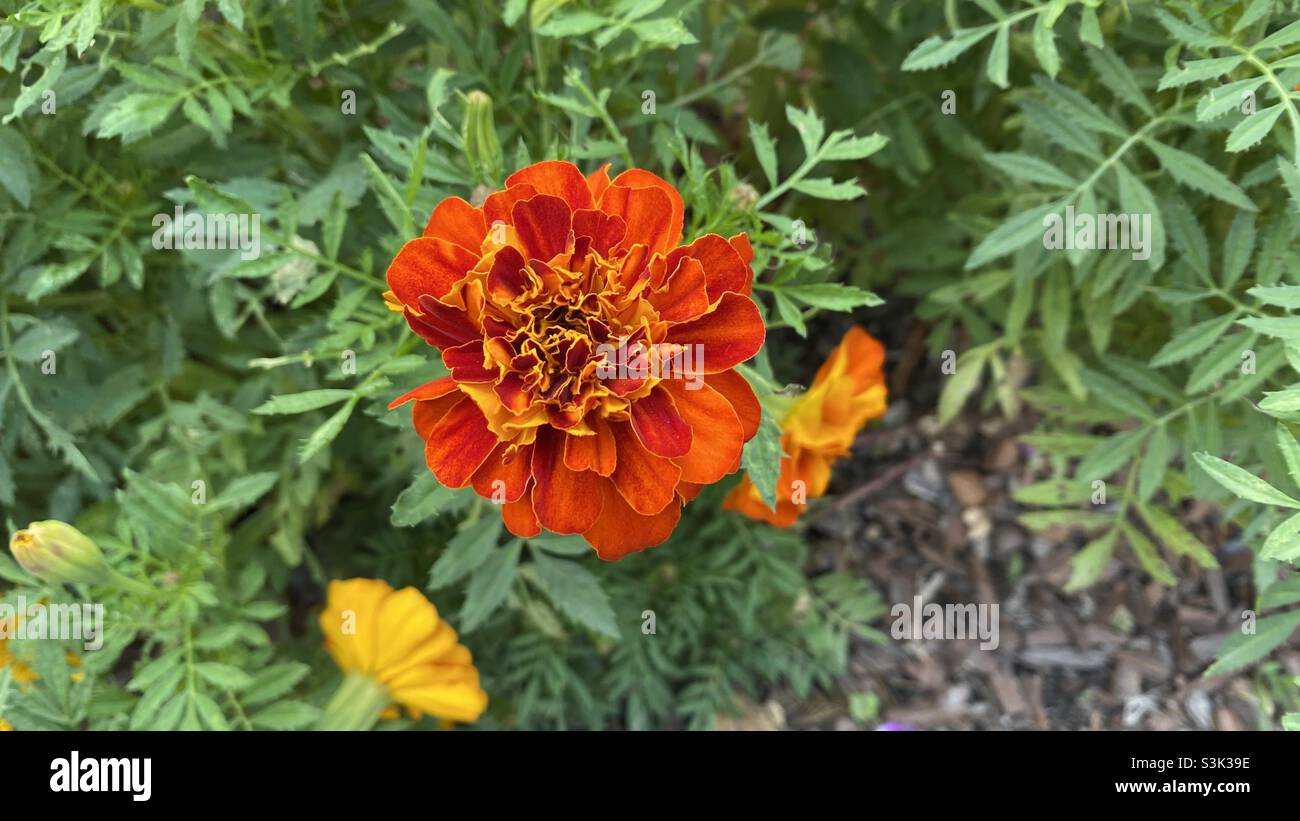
[
  {"x1": 0, "y1": 617, "x2": 38, "y2": 689},
  {"x1": 725, "y1": 326, "x2": 888, "y2": 526},
  {"x1": 0, "y1": 718, "x2": 12, "y2": 731},
  {"x1": 317, "y1": 579, "x2": 487, "y2": 729}
]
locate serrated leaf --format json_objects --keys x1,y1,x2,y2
[
  {"x1": 1203, "y1": 610, "x2": 1300, "y2": 677},
  {"x1": 1193, "y1": 451, "x2": 1300, "y2": 508},
  {"x1": 531, "y1": 552, "x2": 618, "y2": 638}
]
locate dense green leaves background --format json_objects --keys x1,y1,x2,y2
[{"x1": 1, "y1": 0, "x2": 1298, "y2": 729}]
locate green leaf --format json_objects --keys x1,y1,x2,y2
[
  {"x1": 779, "y1": 283, "x2": 882, "y2": 310},
  {"x1": 1065, "y1": 529, "x2": 1119, "y2": 591},
  {"x1": 966, "y1": 202, "x2": 1062, "y2": 269},
  {"x1": 901, "y1": 26, "x2": 995, "y2": 72},
  {"x1": 1136, "y1": 503, "x2": 1219, "y2": 569},
  {"x1": 428, "y1": 515, "x2": 503, "y2": 590},
  {"x1": 252, "y1": 389, "x2": 355, "y2": 415},
  {"x1": 298, "y1": 397, "x2": 358, "y2": 464},
  {"x1": 459, "y1": 540, "x2": 522, "y2": 632},
  {"x1": 985, "y1": 24, "x2": 1009, "y2": 89},
  {"x1": 1146, "y1": 141, "x2": 1256, "y2": 211},
  {"x1": 1277, "y1": 424, "x2": 1300, "y2": 488},
  {"x1": 985, "y1": 152, "x2": 1076, "y2": 187},
  {"x1": 1225, "y1": 104, "x2": 1285, "y2": 153},
  {"x1": 391, "y1": 473, "x2": 461, "y2": 527},
  {"x1": 1149, "y1": 313, "x2": 1238, "y2": 367},
  {"x1": 530, "y1": 552, "x2": 619, "y2": 638},
  {"x1": 749, "y1": 120, "x2": 778, "y2": 188},
  {"x1": 250, "y1": 701, "x2": 322, "y2": 730},
  {"x1": 938, "y1": 343, "x2": 994, "y2": 426},
  {"x1": 741, "y1": 409, "x2": 784, "y2": 510},
  {"x1": 790, "y1": 176, "x2": 865, "y2": 200},
  {"x1": 1203, "y1": 610, "x2": 1300, "y2": 677},
  {"x1": 1260, "y1": 511, "x2": 1300, "y2": 562},
  {"x1": 0, "y1": 126, "x2": 36, "y2": 206},
  {"x1": 1121, "y1": 522, "x2": 1177, "y2": 586},
  {"x1": 1193, "y1": 452, "x2": 1300, "y2": 508},
  {"x1": 1136, "y1": 424, "x2": 1170, "y2": 502},
  {"x1": 194, "y1": 662, "x2": 253, "y2": 690}
]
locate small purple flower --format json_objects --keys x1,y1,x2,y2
[{"x1": 875, "y1": 721, "x2": 917, "y2": 732}]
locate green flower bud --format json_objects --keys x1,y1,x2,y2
[
  {"x1": 9, "y1": 521, "x2": 108, "y2": 585},
  {"x1": 461, "y1": 90, "x2": 503, "y2": 186}
]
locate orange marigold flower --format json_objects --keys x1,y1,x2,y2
[
  {"x1": 724, "y1": 326, "x2": 887, "y2": 526},
  {"x1": 385, "y1": 161, "x2": 765, "y2": 559}
]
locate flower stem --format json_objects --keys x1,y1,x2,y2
[{"x1": 316, "y1": 672, "x2": 392, "y2": 731}]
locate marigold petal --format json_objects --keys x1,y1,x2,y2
[
  {"x1": 584, "y1": 481, "x2": 680, "y2": 561},
  {"x1": 424, "y1": 397, "x2": 500, "y2": 488},
  {"x1": 502, "y1": 491, "x2": 541, "y2": 538},
  {"x1": 413, "y1": 392, "x2": 463, "y2": 439},
  {"x1": 663, "y1": 381, "x2": 744, "y2": 484},
  {"x1": 727, "y1": 232, "x2": 754, "y2": 265},
  {"x1": 512, "y1": 194, "x2": 572, "y2": 261},
  {"x1": 422, "y1": 196, "x2": 487, "y2": 252},
  {"x1": 386, "y1": 237, "x2": 478, "y2": 307},
  {"x1": 629, "y1": 384, "x2": 692, "y2": 458},
  {"x1": 663, "y1": 292, "x2": 765, "y2": 373},
  {"x1": 563, "y1": 417, "x2": 617, "y2": 476},
  {"x1": 531, "y1": 427, "x2": 604, "y2": 533},
  {"x1": 471, "y1": 442, "x2": 533, "y2": 502},
  {"x1": 485, "y1": 246, "x2": 530, "y2": 301},
  {"x1": 389, "y1": 375, "x2": 459, "y2": 409},
  {"x1": 647, "y1": 257, "x2": 709, "y2": 322},
  {"x1": 483, "y1": 183, "x2": 538, "y2": 226},
  {"x1": 443, "y1": 339, "x2": 496, "y2": 382},
  {"x1": 704, "y1": 369, "x2": 761, "y2": 440},
  {"x1": 506, "y1": 161, "x2": 595, "y2": 211},
  {"x1": 599, "y1": 184, "x2": 674, "y2": 255},
  {"x1": 665, "y1": 233, "x2": 752, "y2": 304},
  {"x1": 571, "y1": 209, "x2": 627, "y2": 257},
  {"x1": 411, "y1": 295, "x2": 479, "y2": 348},
  {"x1": 611, "y1": 168, "x2": 683, "y2": 251},
  {"x1": 586, "y1": 163, "x2": 612, "y2": 201},
  {"x1": 610, "y1": 420, "x2": 680, "y2": 515}
]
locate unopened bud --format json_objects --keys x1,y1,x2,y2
[
  {"x1": 9, "y1": 521, "x2": 108, "y2": 585},
  {"x1": 461, "y1": 90, "x2": 504, "y2": 186}
]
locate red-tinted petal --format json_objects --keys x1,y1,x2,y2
[
  {"x1": 386, "y1": 237, "x2": 479, "y2": 306},
  {"x1": 728, "y1": 232, "x2": 754, "y2": 265},
  {"x1": 422, "y1": 196, "x2": 487, "y2": 252},
  {"x1": 506, "y1": 161, "x2": 595, "y2": 211},
  {"x1": 389, "y1": 375, "x2": 459, "y2": 409},
  {"x1": 662, "y1": 380, "x2": 744, "y2": 484},
  {"x1": 502, "y1": 491, "x2": 541, "y2": 538},
  {"x1": 483, "y1": 183, "x2": 537, "y2": 226},
  {"x1": 583, "y1": 481, "x2": 680, "y2": 561},
  {"x1": 413, "y1": 392, "x2": 461, "y2": 439},
  {"x1": 424, "y1": 397, "x2": 501, "y2": 488},
  {"x1": 647, "y1": 257, "x2": 709, "y2": 322},
  {"x1": 664, "y1": 233, "x2": 751, "y2": 304},
  {"x1": 705, "y1": 369, "x2": 761, "y2": 441},
  {"x1": 609, "y1": 420, "x2": 680, "y2": 515},
  {"x1": 629, "y1": 385, "x2": 692, "y2": 458},
  {"x1": 599, "y1": 184, "x2": 674, "y2": 255},
  {"x1": 531, "y1": 426, "x2": 603, "y2": 533},
  {"x1": 511, "y1": 194, "x2": 572, "y2": 261},
  {"x1": 413, "y1": 294, "x2": 479, "y2": 348},
  {"x1": 586, "y1": 163, "x2": 612, "y2": 202},
  {"x1": 471, "y1": 442, "x2": 533, "y2": 503},
  {"x1": 571, "y1": 209, "x2": 627, "y2": 257},
  {"x1": 611, "y1": 168, "x2": 683, "y2": 251},
  {"x1": 442, "y1": 339, "x2": 496, "y2": 382},
  {"x1": 563, "y1": 417, "x2": 617, "y2": 476},
  {"x1": 663, "y1": 292, "x2": 764, "y2": 373},
  {"x1": 485, "y1": 246, "x2": 529, "y2": 301}
]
